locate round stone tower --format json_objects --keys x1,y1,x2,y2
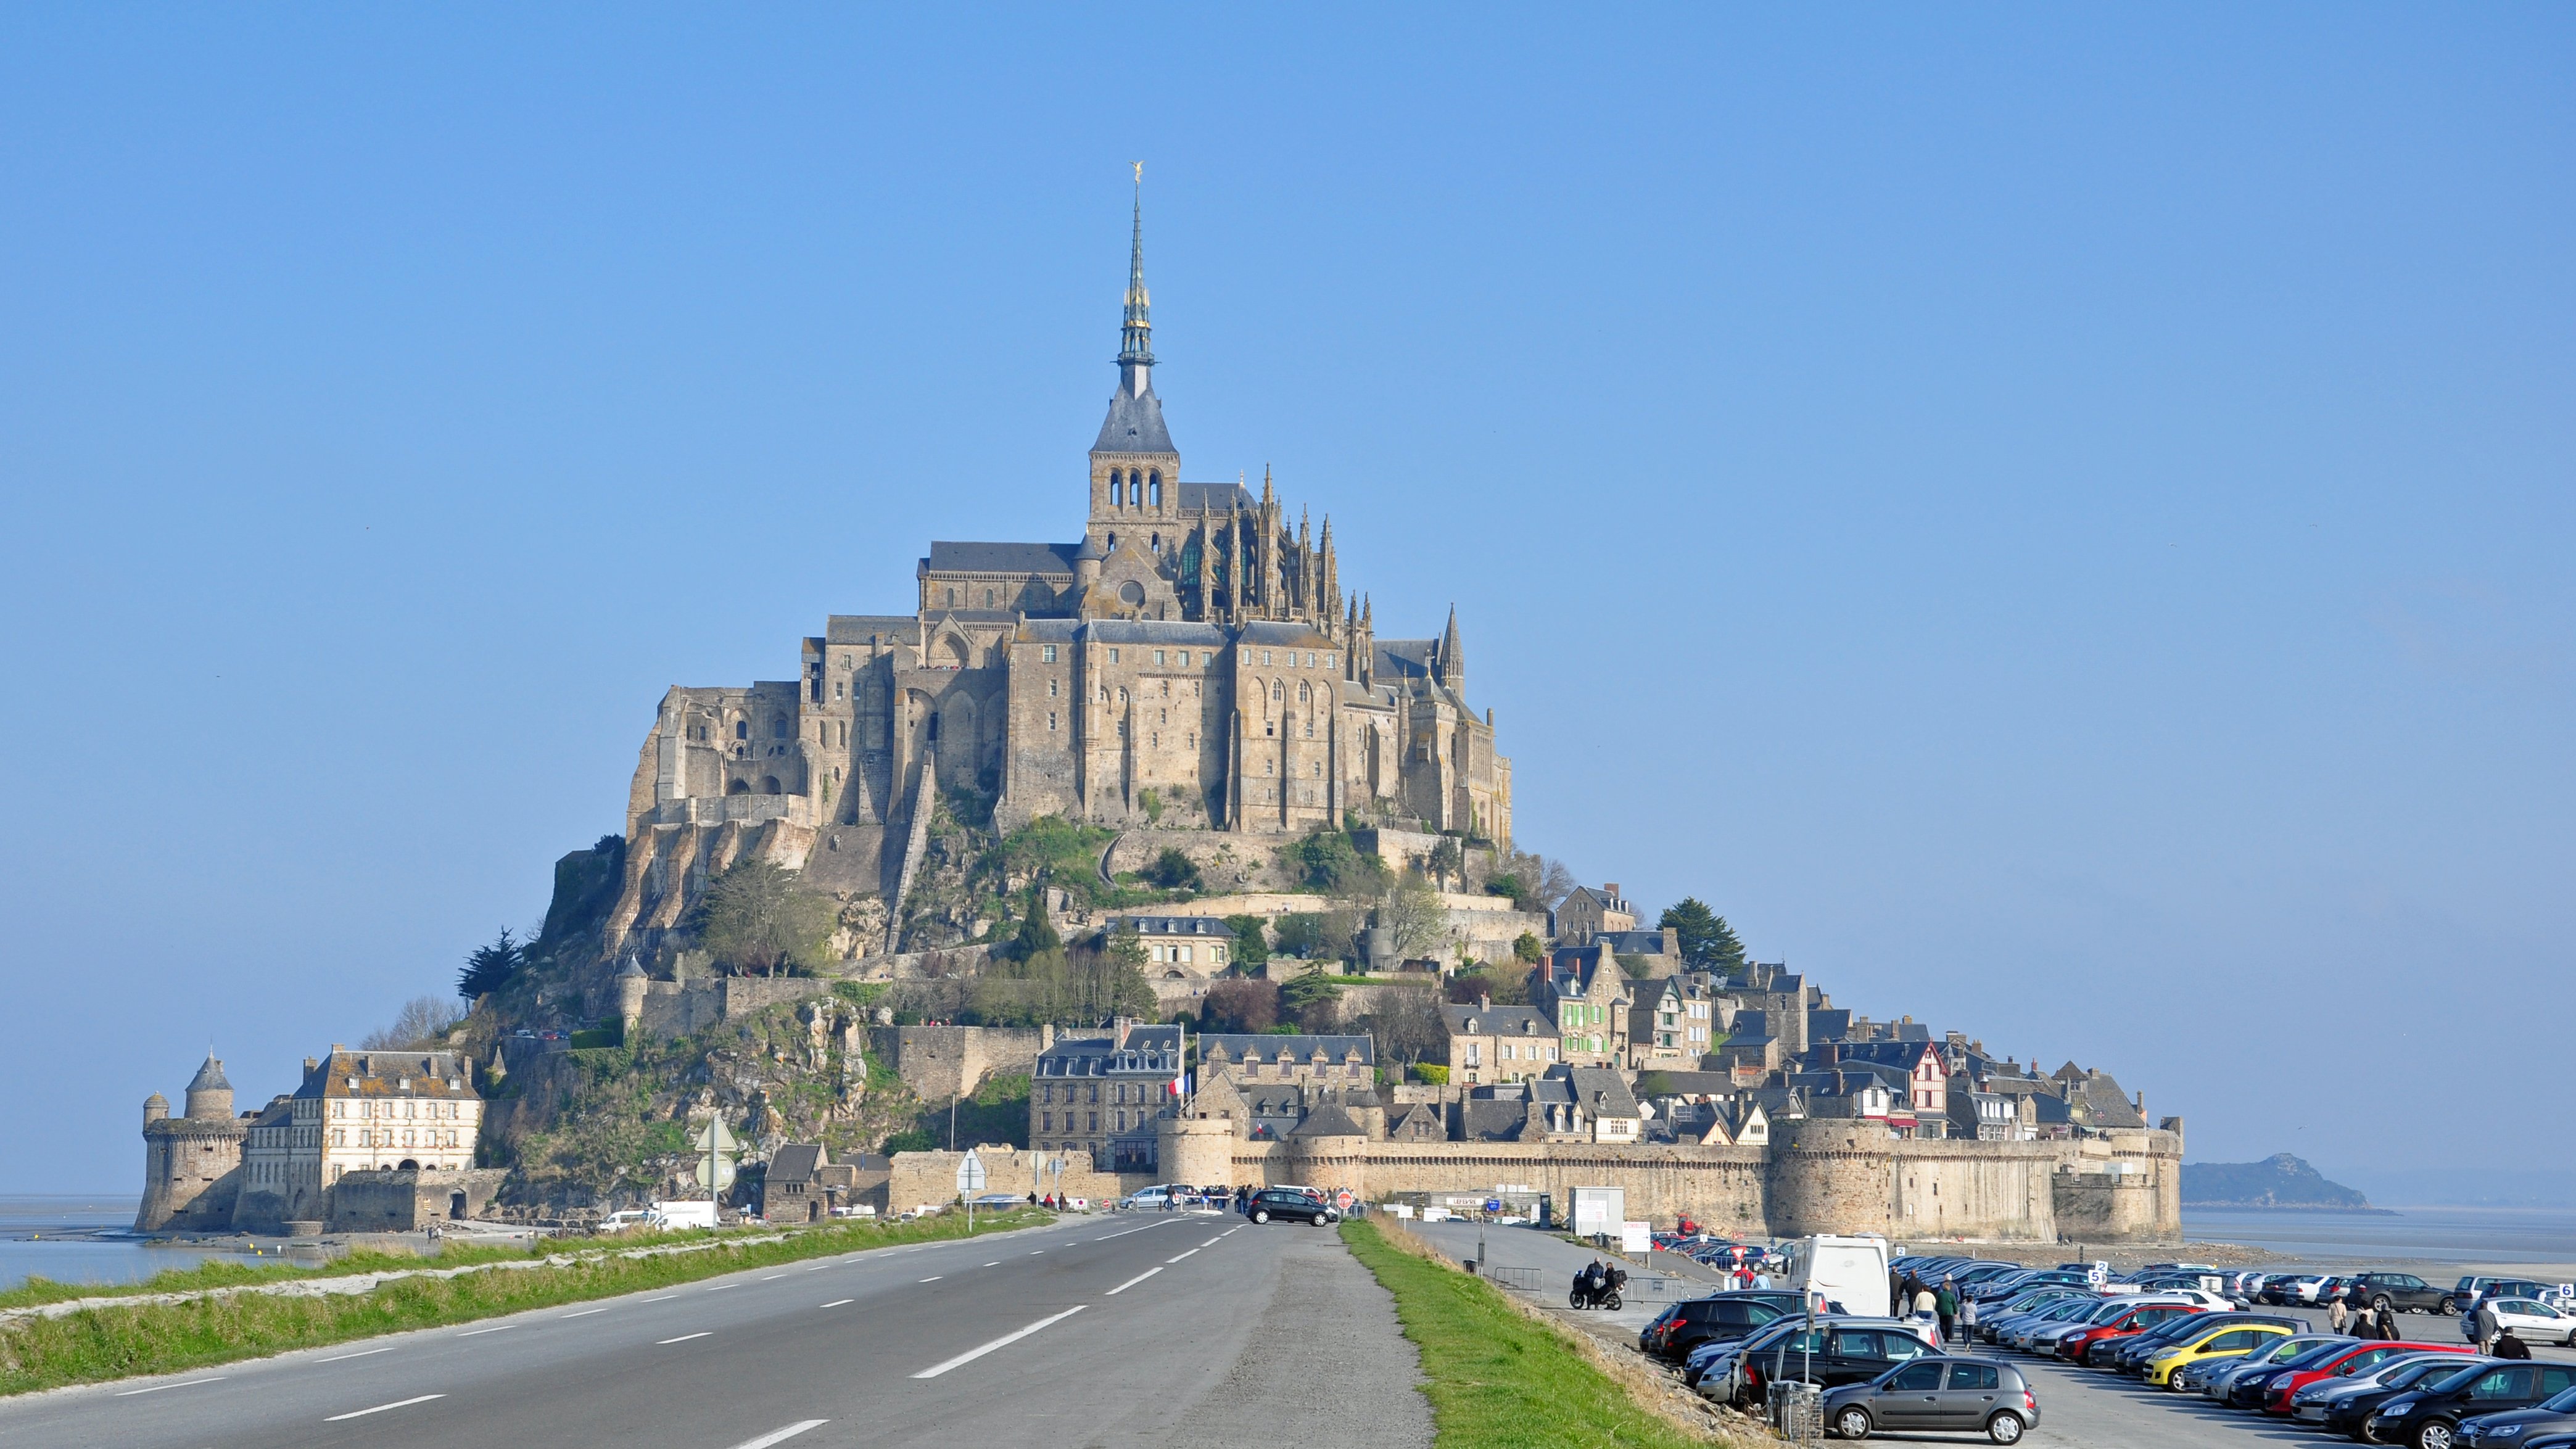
[
  {"x1": 142, "y1": 1091, "x2": 169, "y2": 1125},
  {"x1": 1764, "y1": 1118, "x2": 1896, "y2": 1239},
  {"x1": 183, "y1": 1054, "x2": 233, "y2": 1120},
  {"x1": 1158, "y1": 1113, "x2": 1238, "y2": 1189},
  {"x1": 614, "y1": 955, "x2": 649, "y2": 1039}
]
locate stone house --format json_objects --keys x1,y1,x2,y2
[
  {"x1": 1105, "y1": 914, "x2": 1236, "y2": 1013},
  {"x1": 1031, "y1": 1022, "x2": 1184, "y2": 1172},
  {"x1": 1195, "y1": 1033, "x2": 1375, "y2": 1089},
  {"x1": 1436, "y1": 1000, "x2": 1556, "y2": 1085},
  {"x1": 1538, "y1": 944, "x2": 1630, "y2": 1067},
  {"x1": 1550, "y1": 884, "x2": 1637, "y2": 943},
  {"x1": 1625, "y1": 974, "x2": 1716, "y2": 1070}
]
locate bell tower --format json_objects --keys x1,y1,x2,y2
[{"x1": 1089, "y1": 168, "x2": 1181, "y2": 550}]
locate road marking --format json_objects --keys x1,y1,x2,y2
[
  {"x1": 114, "y1": 1376, "x2": 226, "y2": 1397},
  {"x1": 762, "y1": 1274, "x2": 786, "y2": 1281},
  {"x1": 706, "y1": 1284, "x2": 734, "y2": 1292},
  {"x1": 910, "y1": 1306, "x2": 1087, "y2": 1378},
  {"x1": 806, "y1": 1264, "x2": 825, "y2": 1271},
  {"x1": 315, "y1": 1346, "x2": 397, "y2": 1363},
  {"x1": 1220, "y1": 1226, "x2": 1241, "y2": 1237},
  {"x1": 562, "y1": 1307, "x2": 608, "y2": 1319},
  {"x1": 920, "y1": 1276, "x2": 943, "y2": 1282},
  {"x1": 1201, "y1": 1236, "x2": 1223, "y2": 1247},
  {"x1": 324, "y1": 1394, "x2": 445, "y2": 1422},
  {"x1": 658, "y1": 1332, "x2": 713, "y2": 1345},
  {"x1": 1107, "y1": 1267, "x2": 1162, "y2": 1295},
  {"x1": 1030, "y1": 1250, "x2": 1044, "y2": 1255},
  {"x1": 1166, "y1": 1249, "x2": 1200, "y2": 1263},
  {"x1": 457, "y1": 1324, "x2": 514, "y2": 1337},
  {"x1": 820, "y1": 1298, "x2": 853, "y2": 1308},
  {"x1": 643, "y1": 1294, "x2": 680, "y2": 1303},
  {"x1": 727, "y1": 1422, "x2": 828, "y2": 1449},
  {"x1": 982, "y1": 1261, "x2": 1000, "y2": 1268}
]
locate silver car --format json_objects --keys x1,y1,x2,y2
[{"x1": 1823, "y1": 1356, "x2": 2040, "y2": 1444}]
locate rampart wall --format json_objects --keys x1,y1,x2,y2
[{"x1": 865, "y1": 1025, "x2": 1051, "y2": 1101}]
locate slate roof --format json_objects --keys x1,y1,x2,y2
[
  {"x1": 1439, "y1": 1003, "x2": 1553, "y2": 1038},
  {"x1": 1558, "y1": 1066, "x2": 1643, "y2": 1118},
  {"x1": 1289, "y1": 1104, "x2": 1366, "y2": 1139},
  {"x1": 1176, "y1": 481, "x2": 1253, "y2": 512},
  {"x1": 1459, "y1": 1099, "x2": 1535, "y2": 1142},
  {"x1": 1197, "y1": 1033, "x2": 1375, "y2": 1066},
  {"x1": 295, "y1": 1051, "x2": 477, "y2": 1100},
  {"x1": 1598, "y1": 930, "x2": 1673, "y2": 956},
  {"x1": 1094, "y1": 385, "x2": 1176, "y2": 454},
  {"x1": 1106, "y1": 915, "x2": 1235, "y2": 939},
  {"x1": 825, "y1": 614, "x2": 919, "y2": 644},
  {"x1": 188, "y1": 1055, "x2": 231, "y2": 1092},
  {"x1": 1036, "y1": 1025, "x2": 1184, "y2": 1078},
  {"x1": 924, "y1": 541, "x2": 1081, "y2": 576},
  {"x1": 769, "y1": 1143, "x2": 825, "y2": 1184},
  {"x1": 1237, "y1": 619, "x2": 1337, "y2": 647}
]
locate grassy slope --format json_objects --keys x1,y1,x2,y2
[
  {"x1": 0, "y1": 1210, "x2": 1044, "y2": 1397},
  {"x1": 1339, "y1": 1219, "x2": 1720, "y2": 1449}
]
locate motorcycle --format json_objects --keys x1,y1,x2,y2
[{"x1": 1569, "y1": 1266, "x2": 1628, "y2": 1311}]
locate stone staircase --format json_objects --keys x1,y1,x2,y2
[{"x1": 883, "y1": 748, "x2": 937, "y2": 952}]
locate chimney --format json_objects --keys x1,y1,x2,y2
[
  {"x1": 303, "y1": 1057, "x2": 318, "y2": 1075},
  {"x1": 1479, "y1": 993, "x2": 1490, "y2": 1012},
  {"x1": 1603, "y1": 883, "x2": 1621, "y2": 902}
]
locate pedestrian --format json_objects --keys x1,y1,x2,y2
[
  {"x1": 2375, "y1": 1303, "x2": 2398, "y2": 1340},
  {"x1": 2329, "y1": 1296, "x2": 2350, "y2": 1334},
  {"x1": 1960, "y1": 1294, "x2": 1979, "y2": 1342},
  {"x1": 2469, "y1": 1296, "x2": 2498, "y2": 1350},
  {"x1": 1913, "y1": 1281, "x2": 1938, "y2": 1325},
  {"x1": 2495, "y1": 1326, "x2": 2532, "y2": 1360},
  {"x1": 1937, "y1": 1277, "x2": 1960, "y2": 1343}
]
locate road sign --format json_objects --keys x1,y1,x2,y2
[
  {"x1": 956, "y1": 1150, "x2": 988, "y2": 1195},
  {"x1": 690, "y1": 1119, "x2": 740, "y2": 1194}
]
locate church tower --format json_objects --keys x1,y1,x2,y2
[{"x1": 1088, "y1": 174, "x2": 1181, "y2": 549}]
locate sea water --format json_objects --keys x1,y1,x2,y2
[
  {"x1": 0, "y1": 1197, "x2": 272, "y2": 1294},
  {"x1": 2185, "y1": 1205, "x2": 2576, "y2": 1277}
]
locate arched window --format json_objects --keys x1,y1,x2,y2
[
  {"x1": 1271, "y1": 680, "x2": 1284, "y2": 700},
  {"x1": 762, "y1": 775, "x2": 782, "y2": 795},
  {"x1": 985, "y1": 588, "x2": 995, "y2": 608},
  {"x1": 734, "y1": 720, "x2": 748, "y2": 740},
  {"x1": 728, "y1": 779, "x2": 750, "y2": 795},
  {"x1": 1298, "y1": 682, "x2": 1311, "y2": 703},
  {"x1": 774, "y1": 718, "x2": 790, "y2": 738},
  {"x1": 946, "y1": 587, "x2": 956, "y2": 606},
  {"x1": 1147, "y1": 471, "x2": 1162, "y2": 506}
]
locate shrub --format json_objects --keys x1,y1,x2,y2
[
  {"x1": 1221, "y1": 915, "x2": 1270, "y2": 967},
  {"x1": 1200, "y1": 978, "x2": 1279, "y2": 1034},
  {"x1": 1411, "y1": 1063, "x2": 1450, "y2": 1086},
  {"x1": 694, "y1": 860, "x2": 837, "y2": 975},
  {"x1": 1142, "y1": 848, "x2": 1202, "y2": 891}
]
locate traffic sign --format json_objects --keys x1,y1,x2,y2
[{"x1": 956, "y1": 1150, "x2": 988, "y2": 1194}]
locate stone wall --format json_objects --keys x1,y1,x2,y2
[
  {"x1": 865, "y1": 1025, "x2": 1051, "y2": 1101},
  {"x1": 326, "y1": 1168, "x2": 507, "y2": 1232},
  {"x1": 883, "y1": 1147, "x2": 1144, "y2": 1212}
]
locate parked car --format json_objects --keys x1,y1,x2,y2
[
  {"x1": 1638, "y1": 1292, "x2": 1798, "y2": 1362},
  {"x1": 2099, "y1": 1312, "x2": 2298, "y2": 1374},
  {"x1": 1739, "y1": 1321, "x2": 1940, "y2": 1402},
  {"x1": 2303, "y1": 1351, "x2": 2490, "y2": 1438},
  {"x1": 1821, "y1": 1356, "x2": 2041, "y2": 1445},
  {"x1": 2141, "y1": 1321, "x2": 2296, "y2": 1387},
  {"x1": 1695, "y1": 1315, "x2": 1914, "y2": 1403},
  {"x1": 2062, "y1": 1300, "x2": 2205, "y2": 1364},
  {"x1": 2349, "y1": 1271, "x2": 2450, "y2": 1315},
  {"x1": 2448, "y1": 1277, "x2": 2551, "y2": 1314},
  {"x1": 2459, "y1": 1382, "x2": 2576, "y2": 1448},
  {"x1": 2369, "y1": 1361, "x2": 2576, "y2": 1449},
  {"x1": 2474, "y1": 1298, "x2": 2576, "y2": 1348},
  {"x1": 2255, "y1": 1339, "x2": 2444, "y2": 1414},
  {"x1": 2200, "y1": 1332, "x2": 2345, "y2": 1402}
]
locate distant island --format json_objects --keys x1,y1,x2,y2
[{"x1": 2184, "y1": 1153, "x2": 2379, "y2": 1210}]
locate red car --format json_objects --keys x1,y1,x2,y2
[
  {"x1": 2058, "y1": 1302, "x2": 2206, "y2": 1364},
  {"x1": 2261, "y1": 1340, "x2": 2475, "y2": 1414}
]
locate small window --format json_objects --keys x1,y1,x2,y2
[
  {"x1": 1261, "y1": 650, "x2": 1272, "y2": 665},
  {"x1": 946, "y1": 587, "x2": 956, "y2": 606},
  {"x1": 833, "y1": 680, "x2": 844, "y2": 700},
  {"x1": 1048, "y1": 712, "x2": 1058, "y2": 732},
  {"x1": 735, "y1": 720, "x2": 748, "y2": 740},
  {"x1": 1042, "y1": 644, "x2": 1058, "y2": 663},
  {"x1": 1107, "y1": 648, "x2": 1120, "y2": 663},
  {"x1": 1325, "y1": 653, "x2": 1334, "y2": 669},
  {"x1": 985, "y1": 588, "x2": 996, "y2": 608},
  {"x1": 1177, "y1": 650, "x2": 1191, "y2": 666}
]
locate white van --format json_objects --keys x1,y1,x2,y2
[
  {"x1": 1777, "y1": 1234, "x2": 1893, "y2": 1319},
  {"x1": 650, "y1": 1200, "x2": 720, "y2": 1231}
]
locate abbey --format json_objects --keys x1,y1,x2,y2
[{"x1": 608, "y1": 199, "x2": 1509, "y2": 949}]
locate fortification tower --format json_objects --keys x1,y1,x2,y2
[
  {"x1": 136, "y1": 1054, "x2": 247, "y2": 1232},
  {"x1": 614, "y1": 956, "x2": 648, "y2": 1040},
  {"x1": 1158, "y1": 1113, "x2": 1238, "y2": 1190},
  {"x1": 1764, "y1": 1118, "x2": 1898, "y2": 1239}
]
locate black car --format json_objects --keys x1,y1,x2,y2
[
  {"x1": 1741, "y1": 1323, "x2": 1939, "y2": 1399},
  {"x1": 2102, "y1": 1312, "x2": 2300, "y2": 1374},
  {"x1": 2311, "y1": 1354, "x2": 2494, "y2": 1438},
  {"x1": 2350, "y1": 1272, "x2": 2448, "y2": 1315},
  {"x1": 1241, "y1": 1188, "x2": 1335, "y2": 1226},
  {"x1": 1822, "y1": 1356, "x2": 2042, "y2": 1445},
  {"x1": 2369, "y1": 1361, "x2": 2576, "y2": 1449},
  {"x1": 2461, "y1": 1383, "x2": 2576, "y2": 1448},
  {"x1": 1640, "y1": 1292, "x2": 1798, "y2": 1362}
]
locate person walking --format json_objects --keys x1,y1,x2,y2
[
  {"x1": 2469, "y1": 1295, "x2": 2500, "y2": 1350},
  {"x1": 1913, "y1": 1281, "x2": 1938, "y2": 1326},
  {"x1": 2495, "y1": 1326, "x2": 2532, "y2": 1360},
  {"x1": 2329, "y1": 1295, "x2": 2350, "y2": 1334},
  {"x1": 1959, "y1": 1294, "x2": 1979, "y2": 1343},
  {"x1": 2374, "y1": 1303, "x2": 2398, "y2": 1340},
  {"x1": 1936, "y1": 1278, "x2": 1960, "y2": 1343}
]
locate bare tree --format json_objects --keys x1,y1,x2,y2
[
  {"x1": 695, "y1": 860, "x2": 838, "y2": 975},
  {"x1": 1379, "y1": 872, "x2": 1450, "y2": 961},
  {"x1": 361, "y1": 996, "x2": 465, "y2": 1050}
]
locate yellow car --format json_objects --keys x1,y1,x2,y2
[{"x1": 2143, "y1": 1322, "x2": 2294, "y2": 1388}]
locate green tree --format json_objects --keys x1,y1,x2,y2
[
  {"x1": 696, "y1": 860, "x2": 838, "y2": 975},
  {"x1": 1286, "y1": 828, "x2": 1391, "y2": 898},
  {"x1": 457, "y1": 928, "x2": 525, "y2": 999},
  {"x1": 1278, "y1": 965, "x2": 1344, "y2": 1031},
  {"x1": 1512, "y1": 931, "x2": 1545, "y2": 965},
  {"x1": 1659, "y1": 896, "x2": 1746, "y2": 975},
  {"x1": 1617, "y1": 952, "x2": 1660, "y2": 980},
  {"x1": 1002, "y1": 890, "x2": 1063, "y2": 962},
  {"x1": 1221, "y1": 915, "x2": 1271, "y2": 968},
  {"x1": 1380, "y1": 872, "x2": 1448, "y2": 960},
  {"x1": 1142, "y1": 848, "x2": 1202, "y2": 891},
  {"x1": 1425, "y1": 836, "x2": 1465, "y2": 893}
]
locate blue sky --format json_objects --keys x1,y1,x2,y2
[{"x1": 2, "y1": 7, "x2": 2567, "y2": 1199}]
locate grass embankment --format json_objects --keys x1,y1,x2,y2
[
  {"x1": 1340, "y1": 1218, "x2": 1745, "y2": 1448},
  {"x1": 0, "y1": 1210, "x2": 1045, "y2": 1397},
  {"x1": 0, "y1": 1239, "x2": 558, "y2": 1313}
]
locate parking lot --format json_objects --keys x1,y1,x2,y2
[{"x1": 1407, "y1": 1223, "x2": 2576, "y2": 1446}]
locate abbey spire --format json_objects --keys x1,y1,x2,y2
[
  {"x1": 1089, "y1": 168, "x2": 1178, "y2": 538},
  {"x1": 1117, "y1": 175, "x2": 1154, "y2": 398}
]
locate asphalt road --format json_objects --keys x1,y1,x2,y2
[{"x1": 0, "y1": 1211, "x2": 1434, "y2": 1449}]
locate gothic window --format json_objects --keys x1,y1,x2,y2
[
  {"x1": 1099, "y1": 685, "x2": 1109, "y2": 702},
  {"x1": 1148, "y1": 471, "x2": 1162, "y2": 506},
  {"x1": 774, "y1": 718, "x2": 790, "y2": 738},
  {"x1": 1298, "y1": 682, "x2": 1311, "y2": 703},
  {"x1": 985, "y1": 588, "x2": 995, "y2": 608},
  {"x1": 946, "y1": 587, "x2": 957, "y2": 606},
  {"x1": 1271, "y1": 679, "x2": 1284, "y2": 701},
  {"x1": 1129, "y1": 477, "x2": 1141, "y2": 506},
  {"x1": 735, "y1": 720, "x2": 748, "y2": 740}
]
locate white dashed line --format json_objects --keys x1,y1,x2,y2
[
  {"x1": 726, "y1": 1422, "x2": 828, "y2": 1449},
  {"x1": 457, "y1": 1324, "x2": 513, "y2": 1337},
  {"x1": 114, "y1": 1377, "x2": 226, "y2": 1397},
  {"x1": 658, "y1": 1332, "x2": 713, "y2": 1345},
  {"x1": 562, "y1": 1307, "x2": 608, "y2": 1319},
  {"x1": 1030, "y1": 1250, "x2": 1044, "y2": 1255},
  {"x1": 1201, "y1": 1236, "x2": 1223, "y2": 1247},
  {"x1": 982, "y1": 1261, "x2": 1000, "y2": 1268},
  {"x1": 920, "y1": 1276, "x2": 943, "y2": 1282},
  {"x1": 324, "y1": 1394, "x2": 445, "y2": 1422},
  {"x1": 1166, "y1": 1249, "x2": 1199, "y2": 1263},
  {"x1": 315, "y1": 1346, "x2": 396, "y2": 1364},
  {"x1": 820, "y1": 1298, "x2": 853, "y2": 1308},
  {"x1": 643, "y1": 1294, "x2": 680, "y2": 1303},
  {"x1": 762, "y1": 1274, "x2": 786, "y2": 1281},
  {"x1": 1107, "y1": 1267, "x2": 1162, "y2": 1295},
  {"x1": 910, "y1": 1306, "x2": 1087, "y2": 1378},
  {"x1": 706, "y1": 1284, "x2": 735, "y2": 1292}
]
